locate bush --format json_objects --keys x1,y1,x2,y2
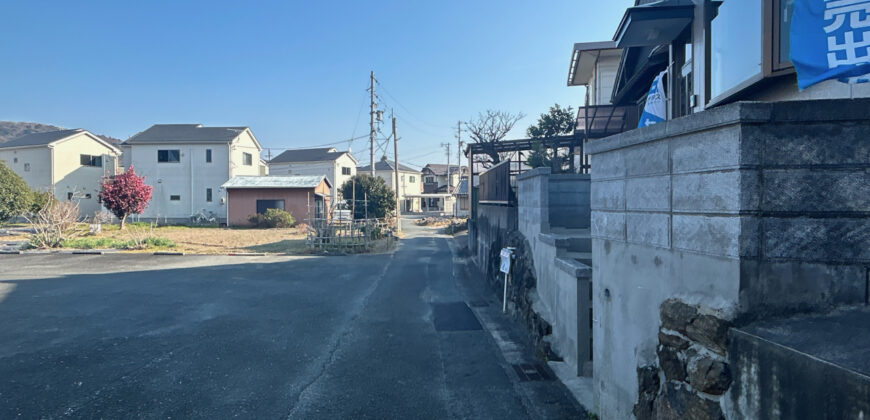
[
  {"x1": 339, "y1": 174, "x2": 396, "y2": 219},
  {"x1": 27, "y1": 200, "x2": 83, "y2": 248},
  {"x1": 29, "y1": 190, "x2": 54, "y2": 215},
  {"x1": 248, "y1": 208, "x2": 295, "y2": 228},
  {"x1": 0, "y1": 161, "x2": 33, "y2": 223}
]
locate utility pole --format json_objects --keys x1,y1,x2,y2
[
  {"x1": 456, "y1": 121, "x2": 464, "y2": 217},
  {"x1": 369, "y1": 71, "x2": 377, "y2": 177},
  {"x1": 392, "y1": 115, "x2": 401, "y2": 233},
  {"x1": 441, "y1": 141, "x2": 451, "y2": 215}
]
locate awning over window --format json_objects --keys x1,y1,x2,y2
[
  {"x1": 614, "y1": 0, "x2": 694, "y2": 48},
  {"x1": 567, "y1": 41, "x2": 620, "y2": 87}
]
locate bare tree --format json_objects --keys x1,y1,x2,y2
[{"x1": 465, "y1": 110, "x2": 525, "y2": 167}]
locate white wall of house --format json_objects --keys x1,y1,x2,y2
[
  {"x1": 228, "y1": 131, "x2": 261, "y2": 178},
  {"x1": 588, "y1": 52, "x2": 620, "y2": 106},
  {"x1": 0, "y1": 147, "x2": 52, "y2": 191},
  {"x1": 0, "y1": 133, "x2": 118, "y2": 217},
  {"x1": 51, "y1": 135, "x2": 119, "y2": 216},
  {"x1": 268, "y1": 153, "x2": 356, "y2": 204},
  {"x1": 128, "y1": 143, "x2": 230, "y2": 220}
]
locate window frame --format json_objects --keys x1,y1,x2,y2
[
  {"x1": 255, "y1": 199, "x2": 285, "y2": 214},
  {"x1": 206, "y1": 188, "x2": 213, "y2": 202},
  {"x1": 242, "y1": 152, "x2": 253, "y2": 166},
  {"x1": 706, "y1": 0, "x2": 795, "y2": 107},
  {"x1": 169, "y1": 195, "x2": 181, "y2": 201},
  {"x1": 341, "y1": 166, "x2": 351, "y2": 175},
  {"x1": 80, "y1": 154, "x2": 102, "y2": 167},
  {"x1": 158, "y1": 149, "x2": 181, "y2": 163},
  {"x1": 206, "y1": 149, "x2": 212, "y2": 163},
  {"x1": 23, "y1": 163, "x2": 31, "y2": 172}
]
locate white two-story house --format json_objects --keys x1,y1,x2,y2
[
  {"x1": 267, "y1": 147, "x2": 357, "y2": 205},
  {"x1": 0, "y1": 129, "x2": 121, "y2": 217},
  {"x1": 357, "y1": 156, "x2": 422, "y2": 212},
  {"x1": 122, "y1": 124, "x2": 262, "y2": 223}
]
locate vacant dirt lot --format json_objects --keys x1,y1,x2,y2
[{"x1": 98, "y1": 226, "x2": 308, "y2": 254}]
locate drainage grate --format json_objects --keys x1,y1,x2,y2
[
  {"x1": 432, "y1": 302, "x2": 483, "y2": 331},
  {"x1": 468, "y1": 300, "x2": 489, "y2": 308},
  {"x1": 512, "y1": 363, "x2": 555, "y2": 382}
]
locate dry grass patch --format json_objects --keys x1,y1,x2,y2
[{"x1": 94, "y1": 226, "x2": 307, "y2": 254}]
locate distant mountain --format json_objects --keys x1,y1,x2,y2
[
  {"x1": 0, "y1": 121, "x2": 63, "y2": 143},
  {"x1": 0, "y1": 121, "x2": 122, "y2": 147}
]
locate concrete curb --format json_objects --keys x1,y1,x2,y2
[
  {"x1": 226, "y1": 252, "x2": 267, "y2": 256},
  {"x1": 71, "y1": 250, "x2": 105, "y2": 255},
  {"x1": 153, "y1": 251, "x2": 185, "y2": 256}
]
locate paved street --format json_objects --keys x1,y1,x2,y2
[{"x1": 0, "y1": 222, "x2": 583, "y2": 419}]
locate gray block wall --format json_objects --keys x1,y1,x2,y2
[
  {"x1": 517, "y1": 168, "x2": 593, "y2": 376},
  {"x1": 586, "y1": 99, "x2": 870, "y2": 420}
]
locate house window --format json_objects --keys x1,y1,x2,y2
[
  {"x1": 206, "y1": 188, "x2": 213, "y2": 202},
  {"x1": 243, "y1": 152, "x2": 253, "y2": 166},
  {"x1": 772, "y1": 0, "x2": 795, "y2": 71},
  {"x1": 206, "y1": 149, "x2": 212, "y2": 163},
  {"x1": 158, "y1": 149, "x2": 181, "y2": 163},
  {"x1": 710, "y1": 0, "x2": 763, "y2": 99},
  {"x1": 425, "y1": 176, "x2": 435, "y2": 183},
  {"x1": 80, "y1": 154, "x2": 102, "y2": 167},
  {"x1": 13, "y1": 157, "x2": 18, "y2": 163},
  {"x1": 342, "y1": 167, "x2": 351, "y2": 175},
  {"x1": 23, "y1": 163, "x2": 30, "y2": 172},
  {"x1": 409, "y1": 176, "x2": 416, "y2": 183},
  {"x1": 67, "y1": 192, "x2": 73, "y2": 200},
  {"x1": 170, "y1": 195, "x2": 181, "y2": 201},
  {"x1": 256, "y1": 199, "x2": 284, "y2": 214}
]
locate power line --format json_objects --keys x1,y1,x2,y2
[{"x1": 375, "y1": 80, "x2": 443, "y2": 130}]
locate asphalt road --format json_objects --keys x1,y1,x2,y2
[{"x1": 0, "y1": 223, "x2": 584, "y2": 419}]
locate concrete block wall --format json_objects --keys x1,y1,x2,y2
[
  {"x1": 548, "y1": 173, "x2": 591, "y2": 229},
  {"x1": 586, "y1": 99, "x2": 870, "y2": 419},
  {"x1": 517, "y1": 168, "x2": 593, "y2": 376}
]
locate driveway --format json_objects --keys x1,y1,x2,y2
[{"x1": 0, "y1": 224, "x2": 583, "y2": 419}]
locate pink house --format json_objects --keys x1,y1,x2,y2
[{"x1": 221, "y1": 176, "x2": 331, "y2": 227}]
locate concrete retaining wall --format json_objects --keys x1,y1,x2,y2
[
  {"x1": 517, "y1": 168, "x2": 593, "y2": 375},
  {"x1": 586, "y1": 99, "x2": 870, "y2": 419}
]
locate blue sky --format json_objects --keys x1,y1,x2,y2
[{"x1": 0, "y1": 0, "x2": 632, "y2": 168}]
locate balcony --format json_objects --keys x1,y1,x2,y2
[{"x1": 575, "y1": 104, "x2": 639, "y2": 140}]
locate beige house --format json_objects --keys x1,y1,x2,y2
[
  {"x1": 0, "y1": 129, "x2": 121, "y2": 217},
  {"x1": 357, "y1": 157, "x2": 422, "y2": 212}
]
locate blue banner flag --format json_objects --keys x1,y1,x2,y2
[
  {"x1": 790, "y1": 0, "x2": 870, "y2": 90},
  {"x1": 638, "y1": 70, "x2": 667, "y2": 128}
]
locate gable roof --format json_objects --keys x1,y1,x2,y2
[
  {"x1": 125, "y1": 124, "x2": 252, "y2": 145},
  {"x1": 222, "y1": 175, "x2": 330, "y2": 189},
  {"x1": 0, "y1": 128, "x2": 121, "y2": 153},
  {"x1": 422, "y1": 163, "x2": 467, "y2": 176},
  {"x1": 269, "y1": 147, "x2": 355, "y2": 164},
  {"x1": 357, "y1": 159, "x2": 418, "y2": 173}
]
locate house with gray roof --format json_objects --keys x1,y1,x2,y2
[
  {"x1": 358, "y1": 156, "x2": 423, "y2": 213},
  {"x1": 0, "y1": 129, "x2": 121, "y2": 217},
  {"x1": 267, "y1": 147, "x2": 357, "y2": 205},
  {"x1": 122, "y1": 124, "x2": 263, "y2": 223},
  {"x1": 221, "y1": 175, "x2": 331, "y2": 227}
]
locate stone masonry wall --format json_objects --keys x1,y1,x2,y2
[
  {"x1": 634, "y1": 299, "x2": 734, "y2": 420},
  {"x1": 586, "y1": 99, "x2": 870, "y2": 419}
]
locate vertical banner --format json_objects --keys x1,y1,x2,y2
[
  {"x1": 791, "y1": 0, "x2": 870, "y2": 89},
  {"x1": 638, "y1": 70, "x2": 667, "y2": 128}
]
